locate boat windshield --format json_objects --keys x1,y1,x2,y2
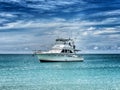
[{"x1": 61, "y1": 49, "x2": 73, "y2": 53}]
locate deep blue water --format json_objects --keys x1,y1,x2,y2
[{"x1": 0, "y1": 54, "x2": 120, "y2": 90}]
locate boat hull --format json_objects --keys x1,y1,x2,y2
[{"x1": 36, "y1": 53, "x2": 84, "y2": 62}]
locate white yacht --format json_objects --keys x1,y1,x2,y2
[{"x1": 35, "y1": 38, "x2": 84, "y2": 62}]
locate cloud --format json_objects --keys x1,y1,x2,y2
[
  {"x1": 0, "y1": 0, "x2": 120, "y2": 53},
  {"x1": 0, "y1": 13, "x2": 15, "y2": 18},
  {"x1": 94, "y1": 46, "x2": 99, "y2": 50},
  {"x1": 93, "y1": 27, "x2": 120, "y2": 35},
  {"x1": 0, "y1": 19, "x2": 8, "y2": 23},
  {"x1": 0, "y1": 18, "x2": 83, "y2": 30},
  {"x1": 91, "y1": 10, "x2": 120, "y2": 16}
]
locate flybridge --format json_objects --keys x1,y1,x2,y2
[
  {"x1": 55, "y1": 38, "x2": 74, "y2": 45},
  {"x1": 56, "y1": 38, "x2": 73, "y2": 41}
]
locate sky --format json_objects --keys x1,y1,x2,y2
[{"x1": 0, "y1": 0, "x2": 120, "y2": 53}]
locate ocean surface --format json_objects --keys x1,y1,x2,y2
[{"x1": 0, "y1": 54, "x2": 120, "y2": 90}]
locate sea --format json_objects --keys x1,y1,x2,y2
[{"x1": 0, "y1": 54, "x2": 120, "y2": 90}]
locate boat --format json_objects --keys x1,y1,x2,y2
[{"x1": 35, "y1": 38, "x2": 84, "y2": 62}]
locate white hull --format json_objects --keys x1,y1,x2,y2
[{"x1": 37, "y1": 53, "x2": 84, "y2": 62}]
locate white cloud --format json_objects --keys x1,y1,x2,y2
[
  {"x1": 93, "y1": 28, "x2": 120, "y2": 35},
  {"x1": 27, "y1": 4, "x2": 56, "y2": 10},
  {"x1": 0, "y1": 0, "x2": 22, "y2": 3},
  {"x1": 82, "y1": 32, "x2": 88, "y2": 36},
  {"x1": 1, "y1": 16, "x2": 119, "y2": 31},
  {"x1": 92, "y1": 10, "x2": 120, "y2": 16},
  {"x1": 118, "y1": 47, "x2": 120, "y2": 50},
  {"x1": 94, "y1": 46, "x2": 99, "y2": 50},
  {"x1": 101, "y1": 18, "x2": 119, "y2": 24},
  {"x1": 0, "y1": 12, "x2": 16, "y2": 18},
  {"x1": 87, "y1": 27, "x2": 96, "y2": 31},
  {"x1": 0, "y1": 21, "x2": 23, "y2": 29},
  {"x1": 0, "y1": 34, "x2": 33, "y2": 43},
  {"x1": 0, "y1": 19, "x2": 8, "y2": 23},
  {"x1": 0, "y1": 18, "x2": 83, "y2": 30},
  {"x1": 26, "y1": 0, "x2": 80, "y2": 10}
]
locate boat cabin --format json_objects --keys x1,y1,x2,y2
[
  {"x1": 46, "y1": 38, "x2": 78, "y2": 54},
  {"x1": 54, "y1": 38, "x2": 75, "y2": 54}
]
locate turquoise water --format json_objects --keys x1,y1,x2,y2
[{"x1": 0, "y1": 54, "x2": 120, "y2": 90}]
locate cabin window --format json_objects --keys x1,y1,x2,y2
[
  {"x1": 61, "y1": 49, "x2": 73, "y2": 53},
  {"x1": 61, "y1": 49, "x2": 66, "y2": 53},
  {"x1": 69, "y1": 50, "x2": 73, "y2": 53}
]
